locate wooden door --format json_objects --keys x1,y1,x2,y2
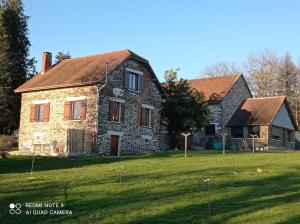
[{"x1": 110, "y1": 135, "x2": 119, "y2": 156}]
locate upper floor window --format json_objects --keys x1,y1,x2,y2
[
  {"x1": 124, "y1": 68, "x2": 144, "y2": 92},
  {"x1": 141, "y1": 104, "x2": 154, "y2": 128},
  {"x1": 109, "y1": 100, "x2": 125, "y2": 123},
  {"x1": 64, "y1": 99, "x2": 87, "y2": 121},
  {"x1": 30, "y1": 103, "x2": 50, "y2": 122}
]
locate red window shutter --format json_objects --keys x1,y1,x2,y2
[
  {"x1": 43, "y1": 103, "x2": 50, "y2": 122},
  {"x1": 80, "y1": 99, "x2": 87, "y2": 120},
  {"x1": 124, "y1": 70, "x2": 130, "y2": 88},
  {"x1": 151, "y1": 110, "x2": 155, "y2": 128},
  {"x1": 139, "y1": 75, "x2": 144, "y2": 92},
  {"x1": 64, "y1": 101, "x2": 71, "y2": 120},
  {"x1": 121, "y1": 103, "x2": 125, "y2": 123},
  {"x1": 108, "y1": 101, "x2": 113, "y2": 121},
  {"x1": 30, "y1": 105, "x2": 36, "y2": 122}
]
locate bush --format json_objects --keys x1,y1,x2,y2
[{"x1": 0, "y1": 135, "x2": 17, "y2": 151}]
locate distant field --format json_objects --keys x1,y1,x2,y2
[{"x1": 1, "y1": 150, "x2": 300, "y2": 224}]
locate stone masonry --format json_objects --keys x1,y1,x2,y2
[
  {"x1": 97, "y1": 58, "x2": 162, "y2": 155},
  {"x1": 19, "y1": 85, "x2": 98, "y2": 154}
]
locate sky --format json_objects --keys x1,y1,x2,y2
[{"x1": 23, "y1": 0, "x2": 300, "y2": 81}]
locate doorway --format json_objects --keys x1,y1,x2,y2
[{"x1": 110, "y1": 135, "x2": 119, "y2": 156}]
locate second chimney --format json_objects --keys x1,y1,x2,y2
[{"x1": 41, "y1": 51, "x2": 52, "y2": 74}]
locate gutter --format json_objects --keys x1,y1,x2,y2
[{"x1": 95, "y1": 62, "x2": 109, "y2": 150}]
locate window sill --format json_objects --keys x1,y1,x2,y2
[
  {"x1": 142, "y1": 126, "x2": 152, "y2": 129},
  {"x1": 127, "y1": 89, "x2": 141, "y2": 94},
  {"x1": 111, "y1": 121, "x2": 122, "y2": 124}
]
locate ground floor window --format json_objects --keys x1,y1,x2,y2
[
  {"x1": 248, "y1": 126, "x2": 260, "y2": 138},
  {"x1": 271, "y1": 126, "x2": 281, "y2": 140},
  {"x1": 231, "y1": 126, "x2": 243, "y2": 138},
  {"x1": 205, "y1": 124, "x2": 216, "y2": 136}
]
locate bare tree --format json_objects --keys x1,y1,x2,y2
[
  {"x1": 200, "y1": 61, "x2": 240, "y2": 77},
  {"x1": 244, "y1": 48, "x2": 279, "y2": 97}
]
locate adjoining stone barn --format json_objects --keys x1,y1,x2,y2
[
  {"x1": 15, "y1": 49, "x2": 164, "y2": 156},
  {"x1": 227, "y1": 96, "x2": 298, "y2": 150}
]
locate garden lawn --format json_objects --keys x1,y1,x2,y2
[{"x1": 1, "y1": 150, "x2": 300, "y2": 224}]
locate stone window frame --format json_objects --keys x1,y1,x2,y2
[
  {"x1": 109, "y1": 97, "x2": 125, "y2": 124},
  {"x1": 31, "y1": 100, "x2": 50, "y2": 123},
  {"x1": 141, "y1": 104, "x2": 154, "y2": 128},
  {"x1": 125, "y1": 68, "x2": 144, "y2": 93},
  {"x1": 65, "y1": 96, "x2": 87, "y2": 121}
]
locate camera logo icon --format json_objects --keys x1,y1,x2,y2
[{"x1": 9, "y1": 203, "x2": 22, "y2": 215}]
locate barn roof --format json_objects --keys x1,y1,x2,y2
[
  {"x1": 227, "y1": 96, "x2": 298, "y2": 129},
  {"x1": 188, "y1": 73, "x2": 243, "y2": 101}
]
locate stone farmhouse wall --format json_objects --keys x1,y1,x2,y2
[
  {"x1": 221, "y1": 75, "x2": 252, "y2": 129},
  {"x1": 97, "y1": 58, "x2": 162, "y2": 155},
  {"x1": 19, "y1": 86, "x2": 97, "y2": 154}
]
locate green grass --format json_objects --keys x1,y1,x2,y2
[{"x1": 1, "y1": 150, "x2": 300, "y2": 224}]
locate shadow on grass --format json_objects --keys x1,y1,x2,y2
[
  {"x1": 0, "y1": 150, "x2": 225, "y2": 174},
  {"x1": 2, "y1": 163, "x2": 300, "y2": 224}
]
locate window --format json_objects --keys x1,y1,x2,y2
[
  {"x1": 124, "y1": 69, "x2": 144, "y2": 92},
  {"x1": 288, "y1": 130, "x2": 293, "y2": 142},
  {"x1": 205, "y1": 125, "x2": 215, "y2": 136},
  {"x1": 271, "y1": 126, "x2": 281, "y2": 140},
  {"x1": 70, "y1": 101, "x2": 81, "y2": 120},
  {"x1": 64, "y1": 100, "x2": 86, "y2": 121},
  {"x1": 248, "y1": 126, "x2": 260, "y2": 138},
  {"x1": 231, "y1": 126, "x2": 244, "y2": 138},
  {"x1": 109, "y1": 101, "x2": 125, "y2": 123},
  {"x1": 30, "y1": 103, "x2": 50, "y2": 122},
  {"x1": 36, "y1": 104, "x2": 44, "y2": 122},
  {"x1": 141, "y1": 107, "x2": 153, "y2": 127},
  {"x1": 129, "y1": 72, "x2": 139, "y2": 91}
]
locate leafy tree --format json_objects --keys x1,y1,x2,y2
[
  {"x1": 55, "y1": 51, "x2": 71, "y2": 63},
  {"x1": 0, "y1": 0, "x2": 35, "y2": 134},
  {"x1": 162, "y1": 69, "x2": 210, "y2": 134}
]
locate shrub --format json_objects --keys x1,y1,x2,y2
[{"x1": 0, "y1": 135, "x2": 17, "y2": 151}]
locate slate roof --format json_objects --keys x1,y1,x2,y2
[
  {"x1": 15, "y1": 49, "x2": 161, "y2": 93},
  {"x1": 227, "y1": 96, "x2": 298, "y2": 129},
  {"x1": 188, "y1": 73, "x2": 242, "y2": 101}
]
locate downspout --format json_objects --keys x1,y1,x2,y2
[{"x1": 95, "y1": 62, "x2": 109, "y2": 151}]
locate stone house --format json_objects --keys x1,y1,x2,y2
[
  {"x1": 15, "y1": 49, "x2": 163, "y2": 156},
  {"x1": 227, "y1": 96, "x2": 297, "y2": 149},
  {"x1": 188, "y1": 73, "x2": 252, "y2": 144}
]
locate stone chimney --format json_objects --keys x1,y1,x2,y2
[{"x1": 41, "y1": 51, "x2": 52, "y2": 74}]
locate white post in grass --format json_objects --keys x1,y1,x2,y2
[
  {"x1": 181, "y1": 132, "x2": 191, "y2": 158},
  {"x1": 250, "y1": 134, "x2": 258, "y2": 152},
  {"x1": 221, "y1": 131, "x2": 227, "y2": 155},
  {"x1": 203, "y1": 178, "x2": 211, "y2": 223}
]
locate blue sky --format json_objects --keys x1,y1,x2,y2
[{"x1": 23, "y1": 0, "x2": 300, "y2": 81}]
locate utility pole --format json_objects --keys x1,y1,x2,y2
[{"x1": 181, "y1": 132, "x2": 191, "y2": 158}]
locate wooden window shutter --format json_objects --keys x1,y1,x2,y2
[
  {"x1": 121, "y1": 103, "x2": 125, "y2": 123},
  {"x1": 124, "y1": 70, "x2": 130, "y2": 88},
  {"x1": 43, "y1": 103, "x2": 50, "y2": 122},
  {"x1": 151, "y1": 110, "x2": 155, "y2": 128},
  {"x1": 64, "y1": 101, "x2": 71, "y2": 120},
  {"x1": 139, "y1": 75, "x2": 144, "y2": 92},
  {"x1": 30, "y1": 104, "x2": 36, "y2": 122},
  {"x1": 108, "y1": 101, "x2": 113, "y2": 121},
  {"x1": 80, "y1": 99, "x2": 87, "y2": 120},
  {"x1": 137, "y1": 104, "x2": 142, "y2": 126}
]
